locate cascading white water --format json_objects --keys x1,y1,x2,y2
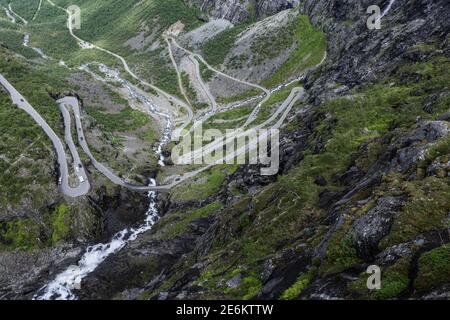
[
  {"x1": 86, "y1": 63, "x2": 174, "y2": 165},
  {"x1": 22, "y1": 34, "x2": 49, "y2": 60},
  {"x1": 34, "y1": 179, "x2": 161, "y2": 300},
  {"x1": 378, "y1": 0, "x2": 396, "y2": 21},
  {"x1": 34, "y1": 65, "x2": 173, "y2": 300},
  {"x1": 2, "y1": 6, "x2": 16, "y2": 23}
]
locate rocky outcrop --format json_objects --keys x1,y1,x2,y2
[
  {"x1": 256, "y1": 0, "x2": 300, "y2": 20},
  {"x1": 192, "y1": 0, "x2": 300, "y2": 24},
  {"x1": 300, "y1": 0, "x2": 450, "y2": 103},
  {"x1": 192, "y1": 0, "x2": 251, "y2": 24},
  {"x1": 351, "y1": 196, "x2": 406, "y2": 260}
]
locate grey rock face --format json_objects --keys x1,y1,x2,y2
[
  {"x1": 368, "y1": 121, "x2": 450, "y2": 176},
  {"x1": 420, "y1": 284, "x2": 450, "y2": 300},
  {"x1": 301, "y1": 0, "x2": 450, "y2": 103},
  {"x1": 225, "y1": 273, "x2": 242, "y2": 288},
  {"x1": 193, "y1": 0, "x2": 251, "y2": 24},
  {"x1": 255, "y1": 0, "x2": 300, "y2": 20},
  {"x1": 351, "y1": 196, "x2": 405, "y2": 259},
  {"x1": 193, "y1": 0, "x2": 300, "y2": 24}
]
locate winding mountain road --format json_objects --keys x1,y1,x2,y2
[
  {"x1": 8, "y1": 2, "x2": 27, "y2": 25},
  {"x1": 165, "y1": 37, "x2": 194, "y2": 110},
  {"x1": 46, "y1": 0, "x2": 194, "y2": 133},
  {"x1": 32, "y1": 0, "x2": 42, "y2": 21},
  {"x1": 168, "y1": 36, "x2": 271, "y2": 128},
  {"x1": 1, "y1": 2, "x2": 322, "y2": 197},
  {"x1": 0, "y1": 75, "x2": 207, "y2": 194},
  {"x1": 188, "y1": 56, "x2": 218, "y2": 113},
  {"x1": 168, "y1": 37, "x2": 308, "y2": 130},
  {"x1": 57, "y1": 97, "x2": 207, "y2": 192},
  {"x1": 176, "y1": 87, "x2": 305, "y2": 165},
  {"x1": 0, "y1": 74, "x2": 90, "y2": 197},
  {"x1": 2, "y1": 5, "x2": 15, "y2": 23}
]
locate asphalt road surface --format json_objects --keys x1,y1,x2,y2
[{"x1": 0, "y1": 73, "x2": 90, "y2": 197}]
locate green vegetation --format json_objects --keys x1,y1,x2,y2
[
  {"x1": 170, "y1": 165, "x2": 238, "y2": 202},
  {"x1": 240, "y1": 276, "x2": 263, "y2": 300},
  {"x1": 154, "y1": 202, "x2": 222, "y2": 239},
  {"x1": 0, "y1": 27, "x2": 40, "y2": 58},
  {"x1": 138, "y1": 130, "x2": 157, "y2": 143},
  {"x1": 415, "y1": 245, "x2": 450, "y2": 292},
  {"x1": 86, "y1": 106, "x2": 149, "y2": 132},
  {"x1": 0, "y1": 94, "x2": 54, "y2": 205},
  {"x1": 7, "y1": 0, "x2": 41, "y2": 21},
  {"x1": 380, "y1": 177, "x2": 450, "y2": 248},
  {"x1": 129, "y1": 50, "x2": 181, "y2": 97},
  {"x1": 281, "y1": 272, "x2": 313, "y2": 300},
  {"x1": 348, "y1": 258, "x2": 410, "y2": 300},
  {"x1": 201, "y1": 24, "x2": 249, "y2": 66},
  {"x1": 0, "y1": 47, "x2": 68, "y2": 207},
  {"x1": 195, "y1": 266, "x2": 264, "y2": 300},
  {"x1": 250, "y1": 15, "x2": 298, "y2": 65},
  {"x1": 323, "y1": 232, "x2": 360, "y2": 274},
  {"x1": 263, "y1": 15, "x2": 326, "y2": 87},
  {"x1": 373, "y1": 259, "x2": 410, "y2": 299},
  {"x1": 0, "y1": 203, "x2": 74, "y2": 250},
  {"x1": 199, "y1": 62, "x2": 214, "y2": 82},
  {"x1": 50, "y1": 203, "x2": 72, "y2": 244},
  {"x1": 0, "y1": 48, "x2": 69, "y2": 129},
  {"x1": 46, "y1": 0, "x2": 202, "y2": 54},
  {"x1": 0, "y1": 218, "x2": 42, "y2": 250}
]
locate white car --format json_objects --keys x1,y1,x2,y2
[{"x1": 79, "y1": 176, "x2": 85, "y2": 183}]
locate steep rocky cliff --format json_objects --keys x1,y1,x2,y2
[
  {"x1": 192, "y1": 0, "x2": 300, "y2": 23},
  {"x1": 301, "y1": 0, "x2": 450, "y2": 102}
]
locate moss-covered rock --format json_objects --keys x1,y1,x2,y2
[{"x1": 414, "y1": 245, "x2": 450, "y2": 292}]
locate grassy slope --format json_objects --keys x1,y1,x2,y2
[
  {"x1": 139, "y1": 48, "x2": 450, "y2": 300},
  {"x1": 0, "y1": 0, "x2": 197, "y2": 205},
  {"x1": 262, "y1": 14, "x2": 326, "y2": 87},
  {"x1": 48, "y1": 0, "x2": 202, "y2": 54},
  {"x1": 201, "y1": 13, "x2": 326, "y2": 88},
  {"x1": 0, "y1": 47, "x2": 91, "y2": 250},
  {"x1": 7, "y1": 0, "x2": 41, "y2": 21},
  {"x1": 0, "y1": 9, "x2": 158, "y2": 249}
]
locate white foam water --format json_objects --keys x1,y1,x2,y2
[
  {"x1": 34, "y1": 64, "x2": 173, "y2": 300},
  {"x1": 378, "y1": 0, "x2": 396, "y2": 21},
  {"x1": 23, "y1": 34, "x2": 49, "y2": 59},
  {"x1": 34, "y1": 179, "x2": 160, "y2": 300}
]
